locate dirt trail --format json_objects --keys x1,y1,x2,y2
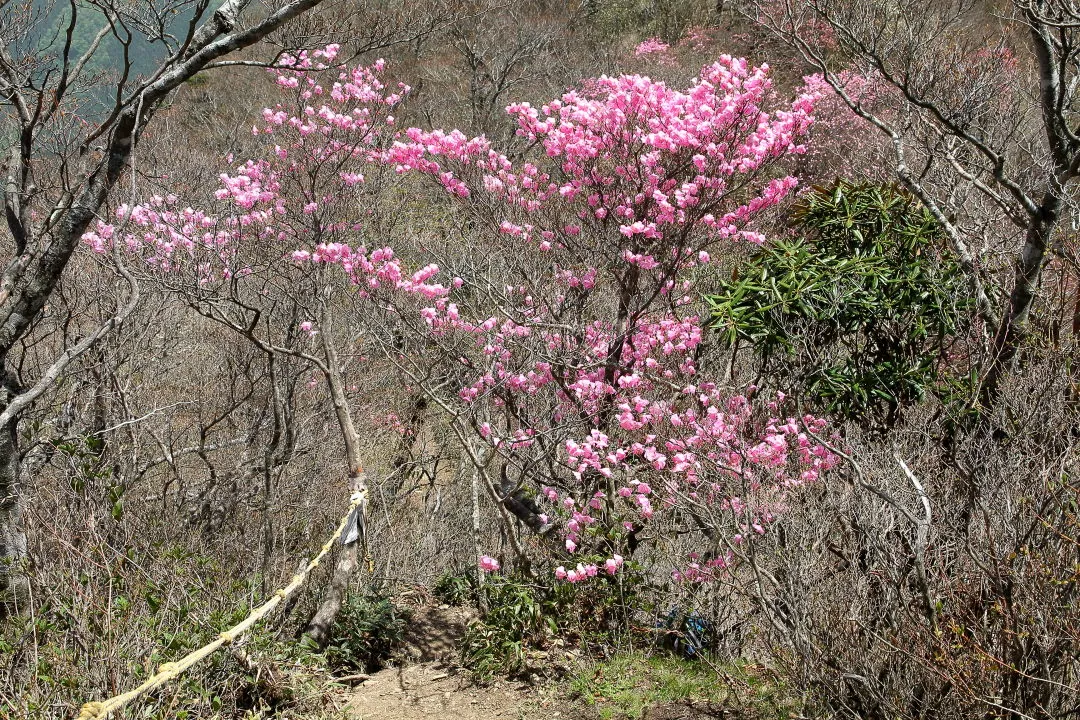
[
  {"x1": 344, "y1": 604, "x2": 727, "y2": 720},
  {"x1": 346, "y1": 604, "x2": 562, "y2": 720},
  {"x1": 346, "y1": 663, "x2": 561, "y2": 720}
]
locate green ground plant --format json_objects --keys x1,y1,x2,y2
[
  {"x1": 318, "y1": 590, "x2": 410, "y2": 673},
  {"x1": 570, "y1": 653, "x2": 800, "y2": 720},
  {"x1": 1, "y1": 544, "x2": 341, "y2": 719},
  {"x1": 433, "y1": 568, "x2": 477, "y2": 607},
  {"x1": 461, "y1": 571, "x2": 644, "y2": 683}
]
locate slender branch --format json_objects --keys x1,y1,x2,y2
[{"x1": 0, "y1": 251, "x2": 140, "y2": 428}]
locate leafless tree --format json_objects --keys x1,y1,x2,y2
[
  {"x1": 752, "y1": 0, "x2": 1080, "y2": 409},
  {"x1": 0, "y1": 0, "x2": 342, "y2": 615}
]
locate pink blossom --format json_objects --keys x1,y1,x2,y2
[{"x1": 635, "y1": 38, "x2": 671, "y2": 57}]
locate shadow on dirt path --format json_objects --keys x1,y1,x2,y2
[{"x1": 347, "y1": 604, "x2": 563, "y2": 719}]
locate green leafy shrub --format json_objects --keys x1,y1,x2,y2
[
  {"x1": 320, "y1": 591, "x2": 409, "y2": 673},
  {"x1": 433, "y1": 568, "x2": 476, "y2": 607},
  {"x1": 461, "y1": 571, "x2": 643, "y2": 682},
  {"x1": 708, "y1": 180, "x2": 973, "y2": 428},
  {"x1": 462, "y1": 576, "x2": 553, "y2": 681}
]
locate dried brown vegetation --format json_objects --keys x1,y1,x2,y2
[{"x1": 2, "y1": 1, "x2": 1078, "y2": 719}]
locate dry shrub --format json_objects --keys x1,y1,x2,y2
[{"x1": 731, "y1": 352, "x2": 1080, "y2": 719}]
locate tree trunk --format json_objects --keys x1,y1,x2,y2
[
  {"x1": 980, "y1": 206, "x2": 1056, "y2": 409},
  {"x1": 303, "y1": 468, "x2": 365, "y2": 646},
  {"x1": 303, "y1": 298, "x2": 368, "y2": 647},
  {"x1": 976, "y1": 10, "x2": 1077, "y2": 409},
  {"x1": 0, "y1": 385, "x2": 27, "y2": 618},
  {"x1": 470, "y1": 450, "x2": 485, "y2": 601}
]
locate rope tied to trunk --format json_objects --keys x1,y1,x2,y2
[{"x1": 76, "y1": 493, "x2": 365, "y2": 719}]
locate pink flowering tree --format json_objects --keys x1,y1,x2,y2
[
  {"x1": 82, "y1": 46, "x2": 415, "y2": 644},
  {"x1": 85, "y1": 51, "x2": 839, "y2": 587},
  {"x1": 361, "y1": 55, "x2": 838, "y2": 583}
]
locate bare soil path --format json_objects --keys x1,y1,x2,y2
[
  {"x1": 344, "y1": 603, "x2": 731, "y2": 720},
  {"x1": 346, "y1": 603, "x2": 560, "y2": 720},
  {"x1": 346, "y1": 662, "x2": 562, "y2": 720}
]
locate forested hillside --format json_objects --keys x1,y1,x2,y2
[
  {"x1": 28, "y1": 0, "x2": 196, "y2": 96},
  {"x1": 1, "y1": 1, "x2": 1078, "y2": 719}
]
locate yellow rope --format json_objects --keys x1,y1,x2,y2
[{"x1": 76, "y1": 495, "x2": 364, "y2": 719}]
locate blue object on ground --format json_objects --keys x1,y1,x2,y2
[{"x1": 658, "y1": 607, "x2": 714, "y2": 658}]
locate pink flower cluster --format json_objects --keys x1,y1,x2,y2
[
  {"x1": 555, "y1": 555, "x2": 623, "y2": 582},
  {"x1": 635, "y1": 38, "x2": 672, "y2": 60},
  {"x1": 374, "y1": 56, "x2": 817, "y2": 260},
  {"x1": 677, "y1": 27, "x2": 713, "y2": 53},
  {"x1": 83, "y1": 57, "x2": 405, "y2": 280}
]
